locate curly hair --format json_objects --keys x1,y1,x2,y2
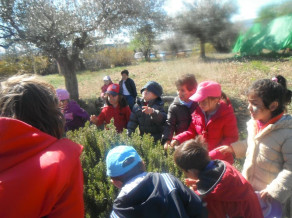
[
  {"x1": 0, "y1": 75, "x2": 65, "y2": 138},
  {"x1": 247, "y1": 75, "x2": 292, "y2": 117}
]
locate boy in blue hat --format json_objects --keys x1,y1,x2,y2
[
  {"x1": 127, "y1": 81, "x2": 167, "y2": 141},
  {"x1": 106, "y1": 145, "x2": 207, "y2": 218}
]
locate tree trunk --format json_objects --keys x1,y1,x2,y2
[
  {"x1": 56, "y1": 56, "x2": 79, "y2": 100},
  {"x1": 200, "y1": 40, "x2": 206, "y2": 59}
]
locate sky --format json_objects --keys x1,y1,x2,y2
[{"x1": 164, "y1": 0, "x2": 278, "y2": 21}]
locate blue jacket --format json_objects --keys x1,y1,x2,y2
[{"x1": 111, "y1": 172, "x2": 207, "y2": 218}]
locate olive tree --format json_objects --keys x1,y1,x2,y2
[
  {"x1": 175, "y1": 0, "x2": 238, "y2": 58},
  {"x1": 0, "y1": 0, "x2": 166, "y2": 99}
]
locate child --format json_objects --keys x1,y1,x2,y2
[
  {"x1": 127, "y1": 81, "x2": 167, "y2": 141},
  {"x1": 217, "y1": 75, "x2": 292, "y2": 217},
  {"x1": 101, "y1": 75, "x2": 113, "y2": 100},
  {"x1": 119, "y1": 69, "x2": 137, "y2": 110},
  {"x1": 162, "y1": 74, "x2": 198, "y2": 149},
  {"x1": 106, "y1": 145, "x2": 208, "y2": 218},
  {"x1": 56, "y1": 88, "x2": 89, "y2": 132},
  {"x1": 0, "y1": 75, "x2": 84, "y2": 217},
  {"x1": 174, "y1": 137, "x2": 263, "y2": 218},
  {"x1": 171, "y1": 81, "x2": 238, "y2": 164},
  {"x1": 90, "y1": 83, "x2": 131, "y2": 132}
]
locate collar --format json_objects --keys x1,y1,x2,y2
[
  {"x1": 256, "y1": 112, "x2": 284, "y2": 134},
  {"x1": 118, "y1": 172, "x2": 148, "y2": 198},
  {"x1": 179, "y1": 98, "x2": 193, "y2": 108}
]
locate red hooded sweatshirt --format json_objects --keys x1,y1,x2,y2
[
  {"x1": 196, "y1": 160, "x2": 263, "y2": 218},
  {"x1": 0, "y1": 118, "x2": 84, "y2": 218}
]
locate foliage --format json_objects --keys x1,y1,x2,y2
[
  {"x1": 256, "y1": 0, "x2": 292, "y2": 24},
  {"x1": 175, "y1": 0, "x2": 238, "y2": 58},
  {"x1": 0, "y1": 0, "x2": 166, "y2": 100},
  {"x1": 67, "y1": 121, "x2": 181, "y2": 217},
  {"x1": 82, "y1": 47, "x2": 134, "y2": 71},
  {"x1": 0, "y1": 53, "x2": 52, "y2": 77},
  {"x1": 130, "y1": 24, "x2": 156, "y2": 62}
]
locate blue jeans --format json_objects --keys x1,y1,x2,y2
[{"x1": 124, "y1": 95, "x2": 135, "y2": 110}]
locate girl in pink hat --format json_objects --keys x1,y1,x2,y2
[
  {"x1": 170, "y1": 81, "x2": 238, "y2": 164},
  {"x1": 90, "y1": 83, "x2": 131, "y2": 132},
  {"x1": 56, "y1": 88, "x2": 89, "y2": 132}
]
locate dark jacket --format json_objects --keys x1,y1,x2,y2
[
  {"x1": 162, "y1": 97, "x2": 198, "y2": 144},
  {"x1": 111, "y1": 172, "x2": 207, "y2": 218},
  {"x1": 127, "y1": 98, "x2": 167, "y2": 141},
  {"x1": 196, "y1": 160, "x2": 263, "y2": 218},
  {"x1": 119, "y1": 78, "x2": 137, "y2": 98}
]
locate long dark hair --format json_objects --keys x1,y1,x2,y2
[
  {"x1": 248, "y1": 75, "x2": 292, "y2": 117},
  {"x1": 0, "y1": 75, "x2": 65, "y2": 138},
  {"x1": 105, "y1": 94, "x2": 128, "y2": 108}
]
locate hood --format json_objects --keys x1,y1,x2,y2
[
  {"x1": 0, "y1": 117, "x2": 58, "y2": 172},
  {"x1": 197, "y1": 160, "x2": 225, "y2": 196},
  {"x1": 198, "y1": 160, "x2": 253, "y2": 201},
  {"x1": 113, "y1": 172, "x2": 169, "y2": 216}
]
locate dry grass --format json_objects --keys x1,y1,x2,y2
[{"x1": 41, "y1": 53, "x2": 292, "y2": 137}]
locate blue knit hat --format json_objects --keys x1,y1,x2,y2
[
  {"x1": 141, "y1": 81, "x2": 163, "y2": 97},
  {"x1": 106, "y1": 145, "x2": 142, "y2": 177}
]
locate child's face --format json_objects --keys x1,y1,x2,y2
[
  {"x1": 177, "y1": 85, "x2": 196, "y2": 102},
  {"x1": 59, "y1": 99, "x2": 69, "y2": 109},
  {"x1": 104, "y1": 80, "x2": 110, "y2": 85},
  {"x1": 198, "y1": 97, "x2": 219, "y2": 114},
  {"x1": 248, "y1": 93, "x2": 272, "y2": 123},
  {"x1": 121, "y1": 73, "x2": 128, "y2": 81},
  {"x1": 108, "y1": 94, "x2": 119, "y2": 106},
  {"x1": 142, "y1": 89, "x2": 157, "y2": 102}
]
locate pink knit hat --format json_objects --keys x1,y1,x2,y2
[
  {"x1": 189, "y1": 81, "x2": 221, "y2": 102},
  {"x1": 56, "y1": 89, "x2": 70, "y2": 101}
]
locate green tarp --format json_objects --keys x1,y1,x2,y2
[{"x1": 233, "y1": 15, "x2": 292, "y2": 56}]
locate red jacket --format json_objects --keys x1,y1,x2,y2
[
  {"x1": 174, "y1": 100, "x2": 238, "y2": 151},
  {"x1": 196, "y1": 160, "x2": 263, "y2": 218},
  {"x1": 0, "y1": 118, "x2": 84, "y2": 218},
  {"x1": 96, "y1": 105, "x2": 131, "y2": 132}
]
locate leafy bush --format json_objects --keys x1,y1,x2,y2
[
  {"x1": 0, "y1": 54, "x2": 55, "y2": 77},
  {"x1": 82, "y1": 47, "x2": 134, "y2": 71},
  {"x1": 67, "y1": 121, "x2": 181, "y2": 218}
]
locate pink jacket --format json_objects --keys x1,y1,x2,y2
[
  {"x1": 174, "y1": 100, "x2": 238, "y2": 151},
  {"x1": 0, "y1": 118, "x2": 84, "y2": 218}
]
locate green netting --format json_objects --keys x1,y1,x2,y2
[{"x1": 233, "y1": 15, "x2": 292, "y2": 56}]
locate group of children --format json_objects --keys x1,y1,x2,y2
[{"x1": 1, "y1": 72, "x2": 292, "y2": 217}]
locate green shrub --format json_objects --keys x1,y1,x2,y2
[{"x1": 67, "y1": 121, "x2": 181, "y2": 218}]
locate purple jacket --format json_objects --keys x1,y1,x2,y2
[{"x1": 64, "y1": 101, "x2": 89, "y2": 131}]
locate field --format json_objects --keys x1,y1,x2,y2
[{"x1": 41, "y1": 53, "x2": 292, "y2": 138}]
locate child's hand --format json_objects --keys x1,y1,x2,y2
[
  {"x1": 260, "y1": 190, "x2": 273, "y2": 201},
  {"x1": 142, "y1": 106, "x2": 154, "y2": 114},
  {"x1": 90, "y1": 115, "x2": 98, "y2": 124},
  {"x1": 164, "y1": 140, "x2": 172, "y2": 150},
  {"x1": 185, "y1": 178, "x2": 199, "y2": 192},
  {"x1": 214, "y1": 145, "x2": 233, "y2": 155},
  {"x1": 170, "y1": 140, "x2": 179, "y2": 147}
]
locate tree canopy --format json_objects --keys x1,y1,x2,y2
[
  {"x1": 0, "y1": 0, "x2": 166, "y2": 99},
  {"x1": 175, "y1": 0, "x2": 238, "y2": 58}
]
